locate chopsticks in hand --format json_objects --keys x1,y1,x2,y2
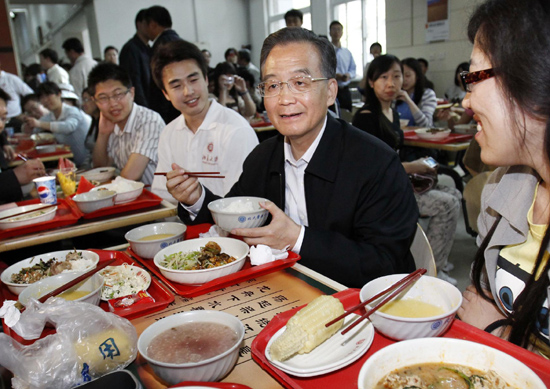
[
  {"x1": 326, "y1": 268, "x2": 427, "y2": 336},
  {"x1": 154, "y1": 171, "x2": 225, "y2": 179}
]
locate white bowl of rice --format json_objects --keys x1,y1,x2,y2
[
  {"x1": 153, "y1": 237, "x2": 249, "y2": 285},
  {"x1": 207, "y1": 197, "x2": 270, "y2": 231},
  {"x1": 92, "y1": 176, "x2": 144, "y2": 204},
  {"x1": 0, "y1": 250, "x2": 100, "y2": 296}
]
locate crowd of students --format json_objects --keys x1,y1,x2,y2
[{"x1": 1, "y1": 0, "x2": 549, "y2": 359}]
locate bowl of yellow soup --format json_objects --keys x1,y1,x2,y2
[
  {"x1": 125, "y1": 222, "x2": 187, "y2": 259},
  {"x1": 18, "y1": 272, "x2": 104, "y2": 307},
  {"x1": 359, "y1": 274, "x2": 462, "y2": 340}
]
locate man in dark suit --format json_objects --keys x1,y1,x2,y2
[
  {"x1": 165, "y1": 28, "x2": 418, "y2": 288},
  {"x1": 119, "y1": 9, "x2": 152, "y2": 108},
  {"x1": 145, "y1": 5, "x2": 182, "y2": 123}
]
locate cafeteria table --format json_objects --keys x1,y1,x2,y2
[
  {"x1": 0, "y1": 199, "x2": 177, "y2": 253},
  {"x1": 8, "y1": 145, "x2": 74, "y2": 167},
  {"x1": 127, "y1": 258, "x2": 550, "y2": 389}
]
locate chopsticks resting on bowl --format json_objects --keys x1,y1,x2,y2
[
  {"x1": 36, "y1": 259, "x2": 115, "y2": 304},
  {"x1": 154, "y1": 171, "x2": 225, "y2": 179},
  {"x1": 326, "y1": 268, "x2": 427, "y2": 336},
  {"x1": 0, "y1": 203, "x2": 58, "y2": 222},
  {"x1": 15, "y1": 259, "x2": 115, "y2": 311}
]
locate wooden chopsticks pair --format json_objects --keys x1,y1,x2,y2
[
  {"x1": 154, "y1": 171, "x2": 225, "y2": 179},
  {"x1": 326, "y1": 268, "x2": 427, "y2": 335}
]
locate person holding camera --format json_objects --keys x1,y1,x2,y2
[{"x1": 213, "y1": 62, "x2": 256, "y2": 120}]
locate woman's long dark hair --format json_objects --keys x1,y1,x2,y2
[
  {"x1": 363, "y1": 54, "x2": 402, "y2": 118},
  {"x1": 401, "y1": 57, "x2": 425, "y2": 106},
  {"x1": 213, "y1": 62, "x2": 238, "y2": 100},
  {"x1": 469, "y1": 0, "x2": 550, "y2": 349}
]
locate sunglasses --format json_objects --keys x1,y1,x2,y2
[{"x1": 459, "y1": 68, "x2": 495, "y2": 92}]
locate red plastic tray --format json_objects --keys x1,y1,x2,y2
[
  {"x1": 251, "y1": 121, "x2": 273, "y2": 128},
  {"x1": 67, "y1": 189, "x2": 163, "y2": 219},
  {"x1": 251, "y1": 289, "x2": 550, "y2": 388},
  {"x1": 16, "y1": 147, "x2": 71, "y2": 160},
  {"x1": 0, "y1": 198, "x2": 80, "y2": 240},
  {"x1": 403, "y1": 132, "x2": 473, "y2": 144},
  {"x1": 0, "y1": 249, "x2": 174, "y2": 345},
  {"x1": 90, "y1": 249, "x2": 175, "y2": 320},
  {"x1": 127, "y1": 224, "x2": 300, "y2": 297}
]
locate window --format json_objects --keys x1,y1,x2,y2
[
  {"x1": 268, "y1": 0, "x2": 311, "y2": 33},
  {"x1": 332, "y1": 0, "x2": 386, "y2": 79}
]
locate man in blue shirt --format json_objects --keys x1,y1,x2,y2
[{"x1": 330, "y1": 20, "x2": 356, "y2": 111}]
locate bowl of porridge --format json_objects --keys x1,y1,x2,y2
[
  {"x1": 207, "y1": 196, "x2": 270, "y2": 231},
  {"x1": 137, "y1": 310, "x2": 245, "y2": 384}
]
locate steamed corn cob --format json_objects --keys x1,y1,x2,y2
[{"x1": 269, "y1": 295, "x2": 345, "y2": 361}]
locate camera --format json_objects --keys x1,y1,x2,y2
[{"x1": 423, "y1": 157, "x2": 439, "y2": 169}]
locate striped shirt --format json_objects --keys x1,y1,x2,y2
[
  {"x1": 396, "y1": 88, "x2": 437, "y2": 127},
  {"x1": 108, "y1": 103, "x2": 165, "y2": 186}
]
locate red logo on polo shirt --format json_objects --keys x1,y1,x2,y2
[{"x1": 207, "y1": 142, "x2": 214, "y2": 152}]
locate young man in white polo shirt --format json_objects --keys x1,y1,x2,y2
[
  {"x1": 88, "y1": 63, "x2": 165, "y2": 185},
  {"x1": 150, "y1": 40, "x2": 258, "y2": 204}
]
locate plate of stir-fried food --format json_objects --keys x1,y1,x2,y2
[
  {"x1": 1, "y1": 249, "x2": 100, "y2": 295},
  {"x1": 153, "y1": 237, "x2": 250, "y2": 285}
]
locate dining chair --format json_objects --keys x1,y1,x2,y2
[{"x1": 410, "y1": 223, "x2": 437, "y2": 276}]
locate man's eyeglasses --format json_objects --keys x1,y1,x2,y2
[
  {"x1": 460, "y1": 68, "x2": 495, "y2": 92},
  {"x1": 257, "y1": 75, "x2": 328, "y2": 97},
  {"x1": 94, "y1": 89, "x2": 130, "y2": 105}
]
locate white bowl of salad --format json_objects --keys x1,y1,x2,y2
[
  {"x1": 0, "y1": 250, "x2": 100, "y2": 296},
  {"x1": 153, "y1": 237, "x2": 249, "y2": 285}
]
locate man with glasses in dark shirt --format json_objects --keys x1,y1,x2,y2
[
  {"x1": 166, "y1": 28, "x2": 418, "y2": 288},
  {"x1": 87, "y1": 63, "x2": 165, "y2": 185}
]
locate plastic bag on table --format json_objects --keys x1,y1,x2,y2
[{"x1": 0, "y1": 297, "x2": 137, "y2": 389}]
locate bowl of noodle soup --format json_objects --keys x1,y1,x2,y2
[{"x1": 358, "y1": 338, "x2": 545, "y2": 389}]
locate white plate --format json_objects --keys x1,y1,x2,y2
[
  {"x1": 79, "y1": 167, "x2": 116, "y2": 183},
  {"x1": 99, "y1": 264, "x2": 151, "y2": 300},
  {"x1": 415, "y1": 128, "x2": 451, "y2": 140},
  {"x1": 0, "y1": 204, "x2": 57, "y2": 230},
  {"x1": 265, "y1": 314, "x2": 374, "y2": 377}
]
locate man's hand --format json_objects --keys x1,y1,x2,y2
[
  {"x1": 231, "y1": 201, "x2": 301, "y2": 250},
  {"x1": 98, "y1": 112, "x2": 116, "y2": 135},
  {"x1": 458, "y1": 284, "x2": 506, "y2": 331},
  {"x1": 13, "y1": 159, "x2": 45, "y2": 185},
  {"x1": 3, "y1": 145, "x2": 15, "y2": 161},
  {"x1": 165, "y1": 163, "x2": 203, "y2": 205}
]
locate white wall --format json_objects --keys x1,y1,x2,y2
[
  {"x1": 385, "y1": 0, "x2": 482, "y2": 97},
  {"x1": 93, "y1": 0, "x2": 249, "y2": 67}
]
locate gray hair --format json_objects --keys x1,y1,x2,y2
[{"x1": 260, "y1": 28, "x2": 336, "y2": 80}]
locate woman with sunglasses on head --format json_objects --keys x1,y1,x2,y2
[
  {"x1": 395, "y1": 57, "x2": 437, "y2": 128},
  {"x1": 457, "y1": 0, "x2": 550, "y2": 357},
  {"x1": 352, "y1": 54, "x2": 461, "y2": 285}
]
